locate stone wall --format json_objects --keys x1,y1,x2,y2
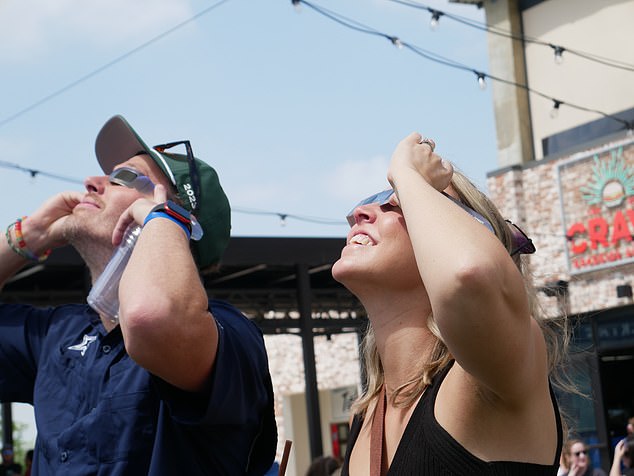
[
  {"x1": 264, "y1": 332, "x2": 361, "y2": 460},
  {"x1": 487, "y1": 135, "x2": 634, "y2": 316}
]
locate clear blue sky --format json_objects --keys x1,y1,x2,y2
[{"x1": 0, "y1": 0, "x2": 497, "y2": 239}]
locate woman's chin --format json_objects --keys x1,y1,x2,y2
[{"x1": 332, "y1": 260, "x2": 368, "y2": 297}]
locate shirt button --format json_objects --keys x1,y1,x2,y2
[
  {"x1": 60, "y1": 450, "x2": 69, "y2": 462},
  {"x1": 102, "y1": 345, "x2": 111, "y2": 354}
]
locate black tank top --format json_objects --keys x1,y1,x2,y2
[{"x1": 341, "y1": 363, "x2": 563, "y2": 475}]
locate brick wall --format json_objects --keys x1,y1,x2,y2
[
  {"x1": 487, "y1": 135, "x2": 634, "y2": 316},
  {"x1": 264, "y1": 332, "x2": 361, "y2": 460}
]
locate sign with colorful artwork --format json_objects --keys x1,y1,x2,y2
[{"x1": 558, "y1": 139, "x2": 634, "y2": 274}]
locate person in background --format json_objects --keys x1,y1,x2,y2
[
  {"x1": 0, "y1": 446, "x2": 21, "y2": 476},
  {"x1": 560, "y1": 439, "x2": 606, "y2": 476},
  {"x1": 332, "y1": 132, "x2": 568, "y2": 475},
  {"x1": 0, "y1": 115, "x2": 276, "y2": 475},
  {"x1": 559, "y1": 450, "x2": 571, "y2": 476},
  {"x1": 306, "y1": 455, "x2": 341, "y2": 476},
  {"x1": 610, "y1": 436, "x2": 634, "y2": 476}
]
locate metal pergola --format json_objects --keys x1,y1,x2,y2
[{"x1": 1, "y1": 237, "x2": 367, "y2": 460}]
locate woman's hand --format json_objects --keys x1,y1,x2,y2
[
  {"x1": 567, "y1": 458, "x2": 588, "y2": 476},
  {"x1": 610, "y1": 439, "x2": 627, "y2": 476},
  {"x1": 387, "y1": 132, "x2": 453, "y2": 193}
]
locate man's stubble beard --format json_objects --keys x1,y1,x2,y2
[{"x1": 63, "y1": 213, "x2": 118, "y2": 283}]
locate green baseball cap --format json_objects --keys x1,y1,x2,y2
[{"x1": 94, "y1": 115, "x2": 231, "y2": 269}]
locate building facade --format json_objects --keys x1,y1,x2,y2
[{"x1": 451, "y1": 0, "x2": 634, "y2": 470}]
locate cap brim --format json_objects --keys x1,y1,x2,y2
[{"x1": 95, "y1": 115, "x2": 177, "y2": 186}]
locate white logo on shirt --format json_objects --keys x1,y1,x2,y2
[{"x1": 68, "y1": 334, "x2": 98, "y2": 356}]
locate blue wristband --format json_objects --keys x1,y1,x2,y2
[{"x1": 143, "y1": 211, "x2": 192, "y2": 240}]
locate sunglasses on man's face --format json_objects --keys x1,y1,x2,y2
[
  {"x1": 346, "y1": 189, "x2": 495, "y2": 233},
  {"x1": 109, "y1": 167, "x2": 155, "y2": 194},
  {"x1": 153, "y1": 140, "x2": 201, "y2": 214}
]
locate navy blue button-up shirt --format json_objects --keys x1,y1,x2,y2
[{"x1": 0, "y1": 300, "x2": 277, "y2": 475}]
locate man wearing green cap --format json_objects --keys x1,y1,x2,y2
[{"x1": 0, "y1": 115, "x2": 277, "y2": 475}]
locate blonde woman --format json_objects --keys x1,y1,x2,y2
[{"x1": 332, "y1": 133, "x2": 565, "y2": 475}]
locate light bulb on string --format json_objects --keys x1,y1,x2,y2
[
  {"x1": 390, "y1": 36, "x2": 403, "y2": 49},
  {"x1": 429, "y1": 10, "x2": 442, "y2": 30},
  {"x1": 291, "y1": 0, "x2": 302, "y2": 13},
  {"x1": 279, "y1": 214, "x2": 288, "y2": 227},
  {"x1": 476, "y1": 72, "x2": 486, "y2": 90},
  {"x1": 551, "y1": 45, "x2": 565, "y2": 65},
  {"x1": 550, "y1": 100, "x2": 562, "y2": 119}
]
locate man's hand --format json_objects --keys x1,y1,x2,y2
[
  {"x1": 112, "y1": 184, "x2": 168, "y2": 246},
  {"x1": 23, "y1": 191, "x2": 85, "y2": 253},
  {"x1": 1, "y1": 190, "x2": 83, "y2": 289}
]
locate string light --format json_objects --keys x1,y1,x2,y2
[
  {"x1": 0, "y1": 0, "x2": 634, "y2": 138},
  {"x1": 232, "y1": 208, "x2": 343, "y2": 225},
  {"x1": 291, "y1": 0, "x2": 302, "y2": 13},
  {"x1": 295, "y1": 0, "x2": 634, "y2": 131},
  {"x1": 550, "y1": 45, "x2": 565, "y2": 65},
  {"x1": 550, "y1": 100, "x2": 562, "y2": 119},
  {"x1": 1, "y1": 0, "x2": 631, "y2": 135},
  {"x1": 388, "y1": 0, "x2": 634, "y2": 73},
  {"x1": 428, "y1": 9, "x2": 442, "y2": 30},
  {"x1": 476, "y1": 72, "x2": 487, "y2": 90},
  {"x1": 0, "y1": 161, "x2": 346, "y2": 227},
  {"x1": 390, "y1": 36, "x2": 404, "y2": 49},
  {"x1": 0, "y1": 160, "x2": 84, "y2": 185}
]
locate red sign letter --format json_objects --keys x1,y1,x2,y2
[
  {"x1": 611, "y1": 211, "x2": 632, "y2": 246},
  {"x1": 567, "y1": 222, "x2": 587, "y2": 254},
  {"x1": 588, "y1": 217, "x2": 609, "y2": 249}
]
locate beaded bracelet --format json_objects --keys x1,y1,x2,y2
[
  {"x1": 6, "y1": 217, "x2": 52, "y2": 262},
  {"x1": 5, "y1": 222, "x2": 25, "y2": 259}
]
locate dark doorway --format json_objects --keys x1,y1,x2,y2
[{"x1": 600, "y1": 352, "x2": 634, "y2": 444}]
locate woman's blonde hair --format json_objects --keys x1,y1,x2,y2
[
  {"x1": 561, "y1": 438, "x2": 585, "y2": 468},
  {"x1": 351, "y1": 170, "x2": 572, "y2": 418}
]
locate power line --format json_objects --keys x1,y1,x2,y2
[
  {"x1": 296, "y1": 0, "x2": 634, "y2": 131},
  {"x1": 388, "y1": 0, "x2": 634, "y2": 72},
  {"x1": 4, "y1": 0, "x2": 630, "y2": 131},
  {"x1": 0, "y1": 160, "x2": 84, "y2": 185},
  {"x1": 0, "y1": 160, "x2": 346, "y2": 226},
  {"x1": 0, "y1": 159, "x2": 580, "y2": 232},
  {"x1": 232, "y1": 207, "x2": 344, "y2": 225},
  {"x1": 0, "y1": 0, "x2": 232, "y2": 129}
]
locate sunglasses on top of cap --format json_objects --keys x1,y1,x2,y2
[
  {"x1": 346, "y1": 189, "x2": 495, "y2": 233},
  {"x1": 153, "y1": 140, "x2": 201, "y2": 214},
  {"x1": 109, "y1": 167, "x2": 155, "y2": 195}
]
